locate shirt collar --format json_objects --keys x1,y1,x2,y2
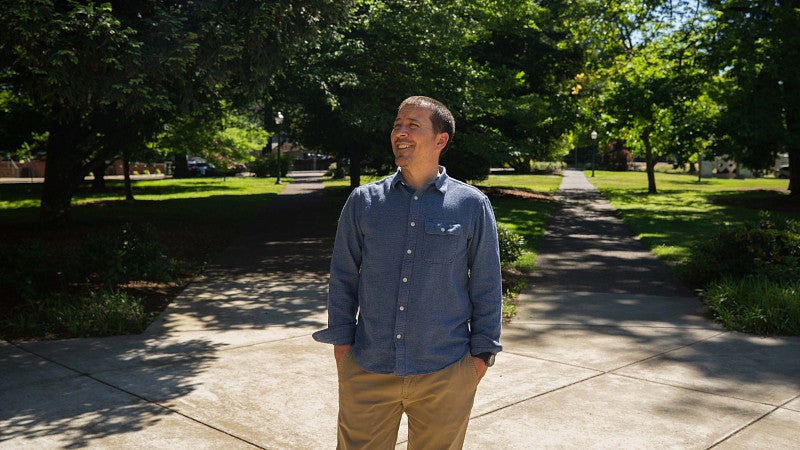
[{"x1": 391, "y1": 166, "x2": 449, "y2": 193}]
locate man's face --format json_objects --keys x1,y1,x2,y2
[{"x1": 391, "y1": 106, "x2": 449, "y2": 171}]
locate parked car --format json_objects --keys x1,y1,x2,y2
[
  {"x1": 777, "y1": 165, "x2": 790, "y2": 179},
  {"x1": 187, "y1": 161, "x2": 219, "y2": 177}
]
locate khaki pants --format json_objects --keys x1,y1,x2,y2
[{"x1": 336, "y1": 353, "x2": 479, "y2": 450}]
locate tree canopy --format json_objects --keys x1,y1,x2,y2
[
  {"x1": 704, "y1": 0, "x2": 800, "y2": 192},
  {"x1": 1, "y1": 0, "x2": 798, "y2": 223},
  {"x1": 0, "y1": 0, "x2": 351, "y2": 223}
]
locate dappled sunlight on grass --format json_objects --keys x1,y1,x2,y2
[
  {"x1": 322, "y1": 175, "x2": 386, "y2": 189},
  {"x1": 588, "y1": 171, "x2": 800, "y2": 265},
  {"x1": 491, "y1": 197, "x2": 553, "y2": 250},
  {"x1": 0, "y1": 177, "x2": 287, "y2": 208},
  {"x1": 75, "y1": 177, "x2": 287, "y2": 203},
  {"x1": 0, "y1": 178, "x2": 287, "y2": 226},
  {"x1": 478, "y1": 173, "x2": 563, "y2": 193}
]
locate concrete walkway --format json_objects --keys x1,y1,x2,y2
[{"x1": 2, "y1": 170, "x2": 799, "y2": 449}]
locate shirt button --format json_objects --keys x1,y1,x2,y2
[
  {"x1": 396, "y1": 334, "x2": 402, "y2": 339},
  {"x1": 406, "y1": 249, "x2": 412, "y2": 254},
  {"x1": 399, "y1": 306, "x2": 405, "y2": 311},
  {"x1": 402, "y1": 277, "x2": 408, "y2": 283},
  {"x1": 410, "y1": 222, "x2": 416, "y2": 227},
  {"x1": 440, "y1": 227, "x2": 445, "y2": 232},
  {"x1": 413, "y1": 196, "x2": 419, "y2": 200}
]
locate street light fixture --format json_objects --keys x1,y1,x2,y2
[
  {"x1": 590, "y1": 130, "x2": 598, "y2": 178},
  {"x1": 275, "y1": 111, "x2": 284, "y2": 185}
]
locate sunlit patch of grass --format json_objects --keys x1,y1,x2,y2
[{"x1": 588, "y1": 171, "x2": 799, "y2": 266}]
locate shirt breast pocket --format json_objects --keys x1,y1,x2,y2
[{"x1": 423, "y1": 220, "x2": 462, "y2": 263}]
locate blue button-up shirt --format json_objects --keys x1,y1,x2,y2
[{"x1": 312, "y1": 167, "x2": 502, "y2": 376}]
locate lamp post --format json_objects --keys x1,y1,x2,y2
[
  {"x1": 275, "y1": 111, "x2": 284, "y2": 185},
  {"x1": 590, "y1": 130, "x2": 598, "y2": 177}
]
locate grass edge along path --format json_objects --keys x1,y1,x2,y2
[{"x1": 586, "y1": 171, "x2": 798, "y2": 265}]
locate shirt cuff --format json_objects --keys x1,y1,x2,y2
[
  {"x1": 470, "y1": 336, "x2": 503, "y2": 355},
  {"x1": 312, "y1": 325, "x2": 356, "y2": 345}
]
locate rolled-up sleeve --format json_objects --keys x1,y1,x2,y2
[{"x1": 312, "y1": 189, "x2": 363, "y2": 345}]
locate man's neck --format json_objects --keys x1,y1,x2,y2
[{"x1": 400, "y1": 166, "x2": 441, "y2": 190}]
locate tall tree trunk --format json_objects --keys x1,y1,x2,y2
[
  {"x1": 40, "y1": 120, "x2": 83, "y2": 225},
  {"x1": 91, "y1": 161, "x2": 107, "y2": 191},
  {"x1": 123, "y1": 148, "x2": 134, "y2": 201},
  {"x1": 173, "y1": 152, "x2": 189, "y2": 178},
  {"x1": 642, "y1": 127, "x2": 658, "y2": 194},
  {"x1": 786, "y1": 109, "x2": 799, "y2": 196},
  {"x1": 349, "y1": 145, "x2": 363, "y2": 190},
  {"x1": 787, "y1": 147, "x2": 799, "y2": 196}
]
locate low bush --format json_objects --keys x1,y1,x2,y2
[
  {"x1": 0, "y1": 239, "x2": 54, "y2": 298},
  {"x1": 703, "y1": 277, "x2": 800, "y2": 335},
  {"x1": 7, "y1": 290, "x2": 152, "y2": 339},
  {"x1": 498, "y1": 225, "x2": 525, "y2": 265},
  {"x1": 679, "y1": 211, "x2": 800, "y2": 288},
  {"x1": 680, "y1": 211, "x2": 800, "y2": 335},
  {"x1": 497, "y1": 226, "x2": 527, "y2": 322},
  {"x1": 76, "y1": 222, "x2": 175, "y2": 287},
  {"x1": 249, "y1": 154, "x2": 292, "y2": 178},
  {"x1": 325, "y1": 162, "x2": 346, "y2": 179},
  {"x1": 1, "y1": 222, "x2": 176, "y2": 340}
]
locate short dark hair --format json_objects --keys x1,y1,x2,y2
[{"x1": 398, "y1": 96, "x2": 455, "y2": 153}]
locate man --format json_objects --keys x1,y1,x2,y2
[{"x1": 313, "y1": 96, "x2": 502, "y2": 449}]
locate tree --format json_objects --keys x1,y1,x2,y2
[
  {"x1": 467, "y1": 1, "x2": 584, "y2": 172},
  {"x1": 0, "y1": 0, "x2": 351, "y2": 223},
  {"x1": 278, "y1": 0, "x2": 583, "y2": 187},
  {"x1": 704, "y1": 0, "x2": 800, "y2": 195},
  {"x1": 567, "y1": 0, "x2": 714, "y2": 193}
]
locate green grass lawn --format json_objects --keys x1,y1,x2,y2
[
  {"x1": 475, "y1": 174, "x2": 562, "y2": 269},
  {"x1": 477, "y1": 173, "x2": 563, "y2": 193},
  {"x1": 1, "y1": 177, "x2": 287, "y2": 225},
  {"x1": 1, "y1": 177, "x2": 290, "y2": 277},
  {"x1": 588, "y1": 171, "x2": 800, "y2": 335},
  {"x1": 585, "y1": 171, "x2": 799, "y2": 264}
]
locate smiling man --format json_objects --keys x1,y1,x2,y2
[{"x1": 313, "y1": 96, "x2": 503, "y2": 449}]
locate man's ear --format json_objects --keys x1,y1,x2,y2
[{"x1": 436, "y1": 133, "x2": 449, "y2": 151}]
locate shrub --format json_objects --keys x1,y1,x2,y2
[
  {"x1": 607, "y1": 148, "x2": 633, "y2": 171},
  {"x1": 680, "y1": 211, "x2": 800, "y2": 335},
  {"x1": 249, "y1": 156, "x2": 270, "y2": 177},
  {"x1": 702, "y1": 277, "x2": 800, "y2": 335},
  {"x1": 498, "y1": 225, "x2": 525, "y2": 265},
  {"x1": 249, "y1": 154, "x2": 292, "y2": 178},
  {"x1": 1, "y1": 223, "x2": 173, "y2": 340},
  {"x1": 326, "y1": 162, "x2": 346, "y2": 179},
  {"x1": 0, "y1": 239, "x2": 58, "y2": 299},
  {"x1": 678, "y1": 211, "x2": 800, "y2": 288},
  {"x1": 6, "y1": 290, "x2": 152, "y2": 339},
  {"x1": 76, "y1": 222, "x2": 174, "y2": 286}
]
